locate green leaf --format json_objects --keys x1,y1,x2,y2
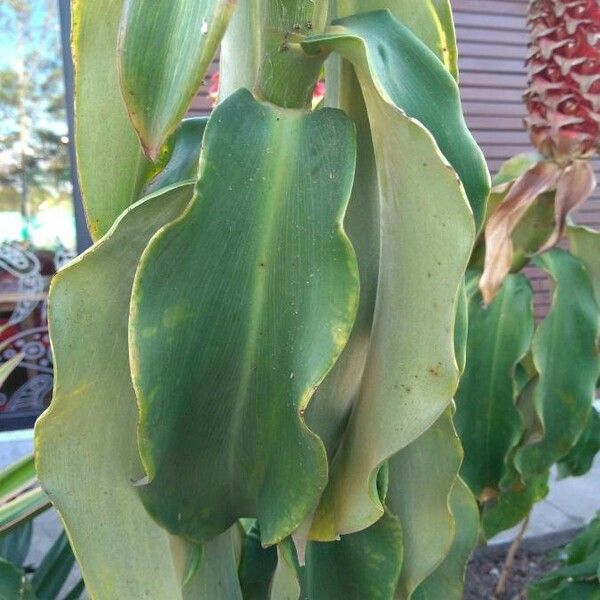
[
  {"x1": 558, "y1": 409, "x2": 600, "y2": 478},
  {"x1": 305, "y1": 509, "x2": 403, "y2": 599},
  {"x1": 0, "y1": 454, "x2": 35, "y2": 502},
  {"x1": 144, "y1": 118, "x2": 208, "y2": 196},
  {"x1": 35, "y1": 183, "x2": 197, "y2": 599},
  {"x1": 529, "y1": 515, "x2": 600, "y2": 599},
  {"x1": 0, "y1": 522, "x2": 32, "y2": 567},
  {"x1": 305, "y1": 64, "x2": 379, "y2": 463},
  {"x1": 31, "y1": 532, "x2": 75, "y2": 600},
  {"x1": 72, "y1": 0, "x2": 155, "y2": 239},
  {"x1": 184, "y1": 527, "x2": 243, "y2": 600},
  {"x1": 388, "y1": 410, "x2": 462, "y2": 598},
  {"x1": 306, "y1": 11, "x2": 475, "y2": 539},
  {"x1": 568, "y1": 225, "x2": 600, "y2": 303},
  {"x1": 118, "y1": 0, "x2": 233, "y2": 159},
  {"x1": 0, "y1": 488, "x2": 50, "y2": 536},
  {"x1": 515, "y1": 250, "x2": 600, "y2": 480},
  {"x1": 334, "y1": 0, "x2": 457, "y2": 77},
  {"x1": 131, "y1": 89, "x2": 359, "y2": 546},
  {"x1": 238, "y1": 523, "x2": 277, "y2": 600},
  {"x1": 270, "y1": 541, "x2": 301, "y2": 600},
  {"x1": 62, "y1": 579, "x2": 85, "y2": 600},
  {"x1": 0, "y1": 353, "x2": 23, "y2": 388},
  {"x1": 480, "y1": 372, "x2": 550, "y2": 538},
  {"x1": 0, "y1": 559, "x2": 36, "y2": 600},
  {"x1": 304, "y1": 10, "x2": 490, "y2": 229},
  {"x1": 455, "y1": 274, "x2": 534, "y2": 499},
  {"x1": 413, "y1": 478, "x2": 480, "y2": 600}
]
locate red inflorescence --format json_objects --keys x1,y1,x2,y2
[{"x1": 524, "y1": 0, "x2": 600, "y2": 161}]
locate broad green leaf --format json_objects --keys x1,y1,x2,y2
[
  {"x1": 304, "y1": 10, "x2": 490, "y2": 229},
  {"x1": 334, "y1": 0, "x2": 457, "y2": 77},
  {"x1": 388, "y1": 411, "x2": 461, "y2": 598},
  {"x1": 35, "y1": 184, "x2": 197, "y2": 599},
  {"x1": 0, "y1": 454, "x2": 35, "y2": 502},
  {"x1": 413, "y1": 478, "x2": 480, "y2": 600},
  {"x1": 515, "y1": 250, "x2": 600, "y2": 480},
  {"x1": 0, "y1": 522, "x2": 32, "y2": 567},
  {"x1": 145, "y1": 118, "x2": 208, "y2": 196},
  {"x1": 455, "y1": 274, "x2": 534, "y2": 499},
  {"x1": 306, "y1": 63, "x2": 379, "y2": 462},
  {"x1": 131, "y1": 89, "x2": 359, "y2": 546},
  {"x1": 31, "y1": 532, "x2": 75, "y2": 600},
  {"x1": 118, "y1": 0, "x2": 233, "y2": 159},
  {"x1": 558, "y1": 409, "x2": 600, "y2": 478},
  {"x1": 0, "y1": 558, "x2": 36, "y2": 600},
  {"x1": 305, "y1": 509, "x2": 403, "y2": 599},
  {"x1": 0, "y1": 353, "x2": 23, "y2": 388},
  {"x1": 72, "y1": 0, "x2": 154, "y2": 239},
  {"x1": 454, "y1": 281, "x2": 469, "y2": 375},
  {"x1": 306, "y1": 11, "x2": 475, "y2": 539},
  {"x1": 0, "y1": 488, "x2": 50, "y2": 535}
]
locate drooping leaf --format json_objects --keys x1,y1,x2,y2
[
  {"x1": 388, "y1": 410, "x2": 462, "y2": 598},
  {"x1": 412, "y1": 478, "x2": 480, "y2": 600},
  {"x1": 305, "y1": 11, "x2": 475, "y2": 539},
  {"x1": 304, "y1": 10, "x2": 489, "y2": 229},
  {"x1": 481, "y1": 470, "x2": 549, "y2": 540},
  {"x1": 31, "y1": 532, "x2": 76, "y2": 600},
  {"x1": 35, "y1": 184, "x2": 197, "y2": 599},
  {"x1": 131, "y1": 89, "x2": 359, "y2": 546},
  {"x1": 481, "y1": 376, "x2": 550, "y2": 539},
  {"x1": 305, "y1": 509, "x2": 403, "y2": 600},
  {"x1": 558, "y1": 409, "x2": 600, "y2": 478},
  {"x1": 479, "y1": 161, "x2": 560, "y2": 305},
  {"x1": 515, "y1": 250, "x2": 600, "y2": 480},
  {"x1": 539, "y1": 160, "x2": 597, "y2": 252},
  {"x1": 334, "y1": 0, "x2": 458, "y2": 77},
  {"x1": 72, "y1": 0, "x2": 155, "y2": 238},
  {"x1": 455, "y1": 273, "x2": 534, "y2": 499},
  {"x1": 305, "y1": 63, "x2": 379, "y2": 463},
  {"x1": 118, "y1": 0, "x2": 233, "y2": 159}
]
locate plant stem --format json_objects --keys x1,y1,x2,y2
[
  {"x1": 254, "y1": 0, "x2": 328, "y2": 108},
  {"x1": 495, "y1": 515, "x2": 530, "y2": 599}
]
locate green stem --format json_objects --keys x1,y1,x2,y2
[{"x1": 255, "y1": 0, "x2": 328, "y2": 108}]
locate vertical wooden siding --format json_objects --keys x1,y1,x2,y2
[{"x1": 190, "y1": 1, "x2": 600, "y2": 314}]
